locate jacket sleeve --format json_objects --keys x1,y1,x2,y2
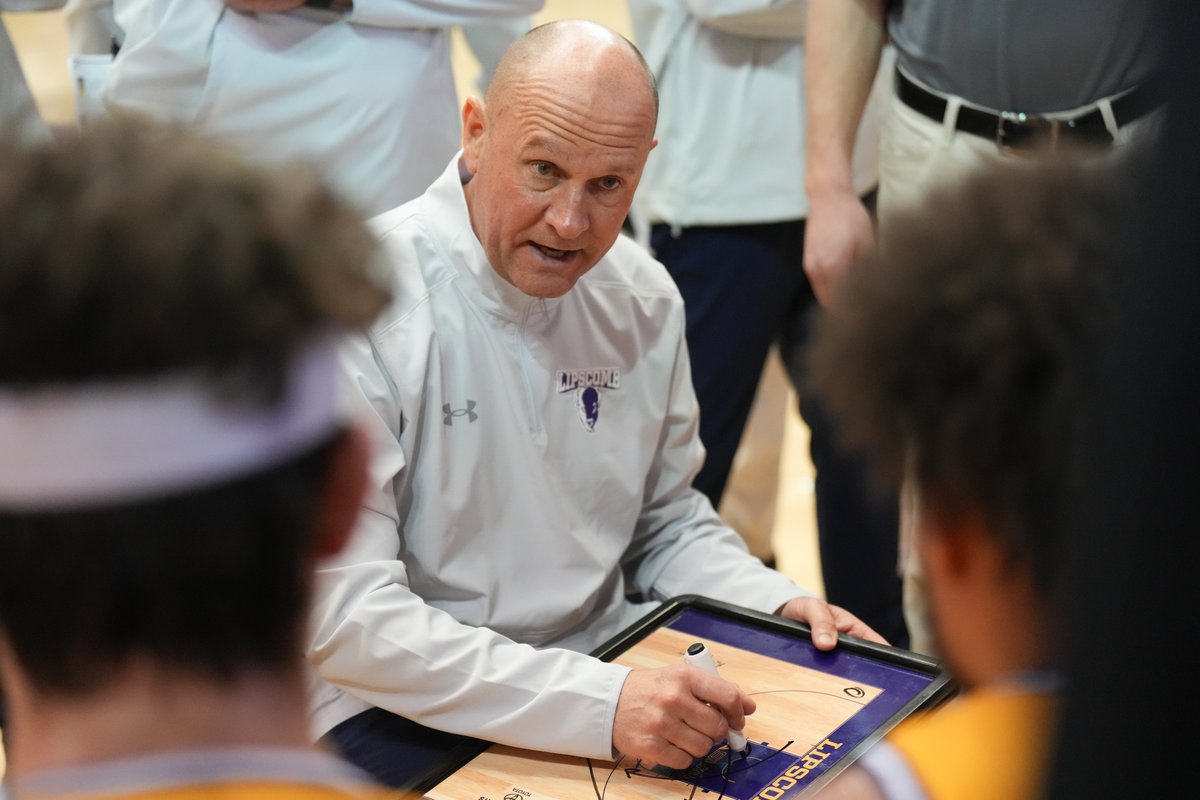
[
  {"x1": 622, "y1": 301, "x2": 813, "y2": 614},
  {"x1": 307, "y1": 330, "x2": 629, "y2": 760},
  {"x1": 347, "y1": 0, "x2": 544, "y2": 29},
  {"x1": 685, "y1": 0, "x2": 805, "y2": 40},
  {"x1": 0, "y1": 0, "x2": 66, "y2": 10}
]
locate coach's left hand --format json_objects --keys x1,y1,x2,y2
[{"x1": 777, "y1": 596, "x2": 888, "y2": 650}]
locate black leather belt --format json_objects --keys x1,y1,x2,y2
[{"x1": 895, "y1": 69, "x2": 1163, "y2": 151}]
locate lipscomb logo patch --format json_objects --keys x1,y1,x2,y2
[{"x1": 556, "y1": 367, "x2": 620, "y2": 432}]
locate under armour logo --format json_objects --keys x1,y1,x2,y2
[{"x1": 443, "y1": 400, "x2": 478, "y2": 425}]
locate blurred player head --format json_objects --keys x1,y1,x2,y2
[
  {"x1": 807, "y1": 159, "x2": 1127, "y2": 686},
  {"x1": 0, "y1": 118, "x2": 389, "y2": 773}
]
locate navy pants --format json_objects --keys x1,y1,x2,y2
[
  {"x1": 650, "y1": 214, "x2": 908, "y2": 647},
  {"x1": 320, "y1": 707, "x2": 484, "y2": 792}
]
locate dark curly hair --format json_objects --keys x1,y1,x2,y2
[
  {"x1": 806, "y1": 158, "x2": 1132, "y2": 601},
  {"x1": 0, "y1": 118, "x2": 389, "y2": 695}
]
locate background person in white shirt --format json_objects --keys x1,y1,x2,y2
[{"x1": 104, "y1": 0, "x2": 543, "y2": 217}]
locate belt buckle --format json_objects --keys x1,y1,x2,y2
[{"x1": 996, "y1": 111, "x2": 1059, "y2": 155}]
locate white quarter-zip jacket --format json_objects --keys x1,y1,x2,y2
[{"x1": 306, "y1": 156, "x2": 811, "y2": 759}]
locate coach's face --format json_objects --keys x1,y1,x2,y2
[{"x1": 461, "y1": 33, "x2": 657, "y2": 299}]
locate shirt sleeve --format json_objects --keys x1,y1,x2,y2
[
  {"x1": 685, "y1": 0, "x2": 805, "y2": 40},
  {"x1": 307, "y1": 330, "x2": 629, "y2": 760},
  {"x1": 0, "y1": 0, "x2": 67, "y2": 10},
  {"x1": 622, "y1": 299, "x2": 813, "y2": 614},
  {"x1": 347, "y1": 0, "x2": 544, "y2": 29}
]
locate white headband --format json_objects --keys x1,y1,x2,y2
[{"x1": 0, "y1": 338, "x2": 342, "y2": 511}]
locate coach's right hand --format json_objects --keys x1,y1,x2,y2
[{"x1": 612, "y1": 665, "x2": 755, "y2": 768}]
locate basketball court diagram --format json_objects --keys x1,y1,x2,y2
[{"x1": 425, "y1": 599, "x2": 951, "y2": 800}]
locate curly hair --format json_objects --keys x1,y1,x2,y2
[
  {"x1": 0, "y1": 119, "x2": 389, "y2": 694},
  {"x1": 0, "y1": 117, "x2": 386, "y2": 392},
  {"x1": 806, "y1": 159, "x2": 1132, "y2": 599}
]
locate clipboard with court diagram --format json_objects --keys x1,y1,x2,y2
[{"x1": 424, "y1": 595, "x2": 955, "y2": 800}]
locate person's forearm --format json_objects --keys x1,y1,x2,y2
[
  {"x1": 804, "y1": 0, "x2": 886, "y2": 196},
  {"x1": 309, "y1": 567, "x2": 627, "y2": 758}
]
